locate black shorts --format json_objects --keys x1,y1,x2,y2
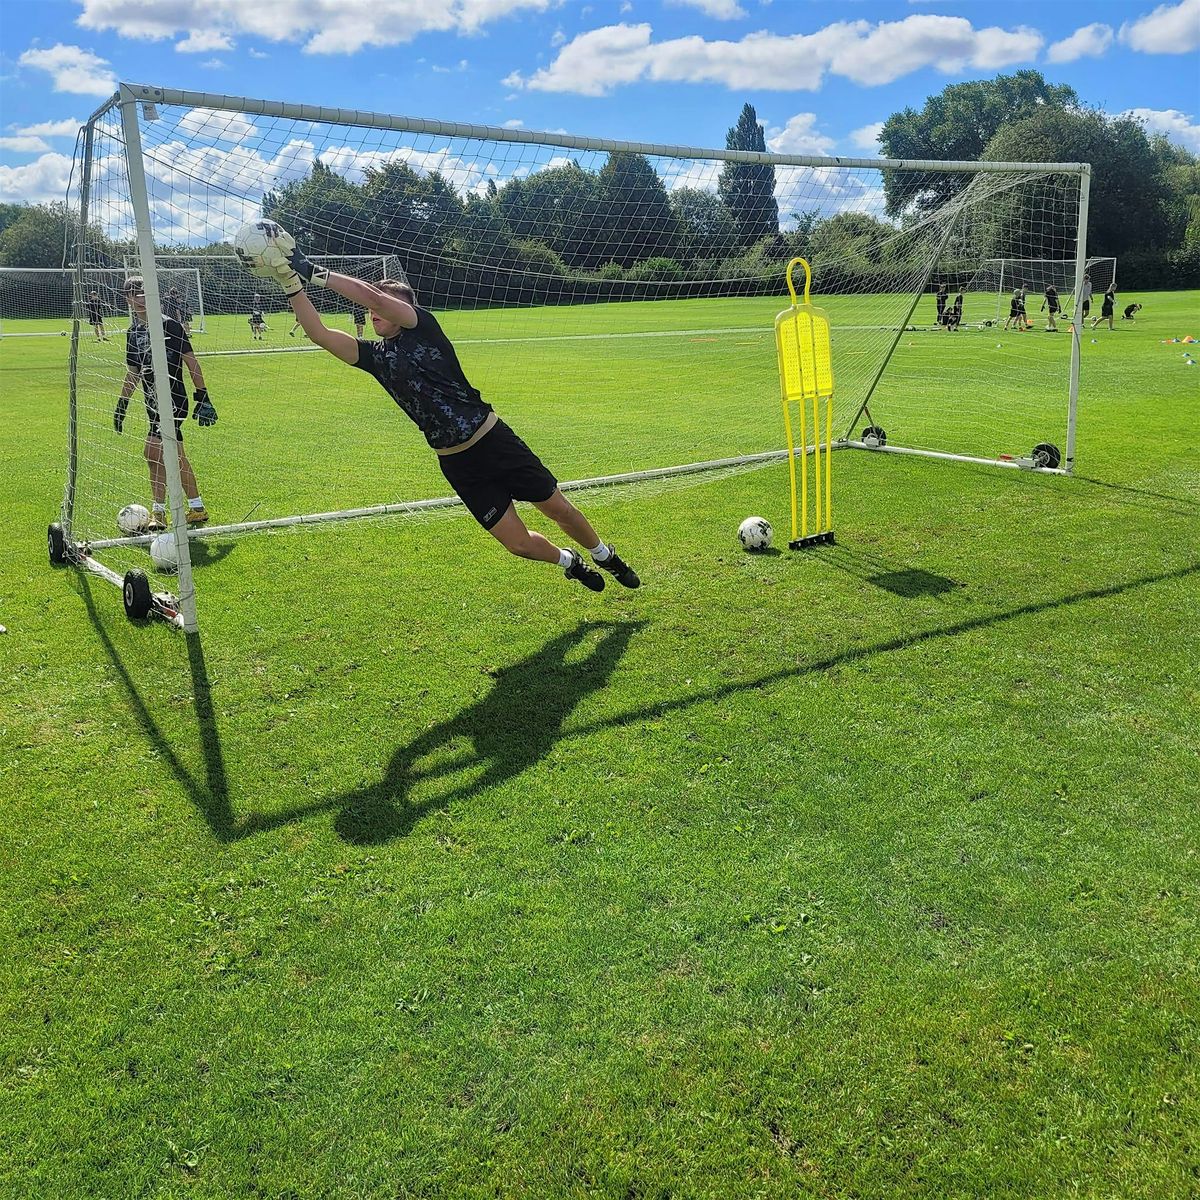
[
  {"x1": 145, "y1": 391, "x2": 187, "y2": 441},
  {"x1": 437, "y1": 419, "x2": 557, "y2": 530}
]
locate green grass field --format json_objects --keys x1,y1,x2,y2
[{"x1": 2, "y1": 292, "x2": 1198, "y2": 1198}]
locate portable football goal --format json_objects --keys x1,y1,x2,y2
[
  {"x1": 1, "y1": 265, "x2": 205, "y2": 338},
  {"x1": 53, "y1": 83, "x2": 1093, "y2": 631}
]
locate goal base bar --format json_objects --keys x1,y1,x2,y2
[
  {"x1": 76, "y1": 548, "x2": 186, "y2": 628},
  {"x1": 843, "y1": 441, "x2": 1070, "y2": 475},
  {"x1": 790, "y1": 532, "x2": 835, "y2": 549}
]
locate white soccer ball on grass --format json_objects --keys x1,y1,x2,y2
[
  {"x1": 738, "y1": 516, "x2": 773, "y2": 552},
  {"x1": 149, "y1": 533, "x2": 179, "y2": 573},
  {"x1": 117, "y1": 503, "x2": 150, "y2": 535},
  {"x1": 233, "y1": 219, "x2": 295, "y2": 279}
]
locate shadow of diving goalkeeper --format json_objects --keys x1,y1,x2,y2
[{"x1": 248, "y1": 226, "x2": 641, "y2": 595}]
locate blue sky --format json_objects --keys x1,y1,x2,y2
[{"x1": 2, "y1": 0, "x2": 1198, "y2": 206}]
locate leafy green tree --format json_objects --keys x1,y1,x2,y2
[
  {"x1": 983, "y1": 107, "x2": 1172, "y2": 257},
  {"x1": 879, "y1": 71, "x2": 1078, "y2": 216},
  {"x1": 360, "y1": 161, "x2": 464, "y2": 257},
  {"x1": 595, "y1": 152, "x2": 679, "y2": 267},
  {"x1": 266, "y1": 160, "x2": 369, "y2": 255},
  {"x1": 496, "y1": 163, "x2": 600, "y2": 268},
  {"x1": 719, "y1": 104, "x2": 779, "y2": 246},
  {"x1": 0, "y1": 203, "x2": 26, "y2": 239},
  {"x1": 1151, "y1": 136, "x2": 1200, "y2": 255},
  {"x1": 670, "y1": 188, "x2": 737, "y2": 263},
  {"x1": 807, "y1": 212, "x2": 898, "y2": 268},
  {"x1": 0, "y1": 203, "x2": 75, "y2": 266},
  {"x1": 784, "y1": 209, "x2": 821, "y2": 261}
]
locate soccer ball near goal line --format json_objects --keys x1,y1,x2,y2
[
  {"x1": 149, "y1": 533, "x2": 179, "y2": 573},
  {"x1": 738, "y1": 516, "x2": 773, "y2": 552},
  {"x1": 117, "y1": 503, "x2": 150, "y2": 535},
  {"x1": 233, "y1": 220, "x2": 295, "y2": 278}
]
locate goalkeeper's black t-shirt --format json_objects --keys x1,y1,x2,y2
[
  {"x1": 126, "y1": 316, "x2": 191, "y2": 411},
  {"x1": 353, "y1": 307, "x2": 492, "y2": 451}
]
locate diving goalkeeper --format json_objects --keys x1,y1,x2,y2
[{"x1": 248, "y1": 229, "x2": 640, "y2": 594}]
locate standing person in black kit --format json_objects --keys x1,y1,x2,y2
[
  {"x1": 251, "y1": 227, "x2": 641, "y2": 594},
  {"x1": 935, "y1": 282, "x2": 948, "y2": 328},
  {"x1": 113, "y1": 275, "x2": 217, "y2": 531}
]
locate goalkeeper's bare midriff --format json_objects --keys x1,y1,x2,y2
[{"x1": 435, "y1": 411, "x2": 499, "y2": 456}]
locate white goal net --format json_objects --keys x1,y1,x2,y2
[
  {"x1": 59, "y1": 84, "x2": 1091, "y2": 629},
  {"x1": 1, "y1": 265, "x2": 205, "y2": 338}
]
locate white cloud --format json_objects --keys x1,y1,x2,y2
[
  {"x1": 507, "y1": 17, "x2": 1044, "y2": 95},
  {"x1": 201, "y1": 59, "x2": 227, "y2": 69},
  {"x1": 503, "y1": 119, "x2": 525, "y2": 128},
  {"x1": 12, "y1": 118, "x2": 81, "y2": 138},
  {"x1": 668, "y1": 0, "x2": 747, "y2": 19},
  {"x1": 849, "y1": 121, "x2": 884, "y2": 152},
  {"x1": 177, "y1": 108, "x2": 258, "y2": 143},
  {"x1": 766, "y1": 113, "x2": 836, "y2": 157},
  {"x1": 18, "y1": 44, "x2": 115, "y2": 96},
  {"x1": 77, "y1": 0, "x2": 553, "y2": 55},
  {"x1": 1120, "y1": 0, "x2": 1200, "y2": 53},
  {"x1": 1047, "y1": 23, "x2": 1113, "y2": 63},
  {"x1": 177, "y1": 30, "x2": 235, "y2": 53},
  {"x1": 248, "y1": 49, "x2": 269, "y2": 59},
  {"x1": 1124, "y1": 107, "x2": 1200, "y2": 152},
  {"x1": 0, "y1": 135, "x2": 52, "y2": 153},
  {"x1": 0, "y1": 152, "x2": 74, "y2": 203}
]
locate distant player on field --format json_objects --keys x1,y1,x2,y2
[
  {"x1": 1091, "y1": 285, "x2": 1116, "y2": 331},
  {"x1": 85, "y1": 289, "x2": 108, "y2": 342},
  {"x1": 1003, "y1": 289, "x2": 1022, "y2": 330},
  {"x1": 1078, "y1": 272, "x2": 1093, "y2": 321},
  {"x1": 113, "y1": 275, "x2": 216, "y2": 531},
  {"x1": 935, "y1": 282, "x2": 948, "y2": 328},
  {"x1": 249, "y1": 293, "x2": 266, "y2": 341},
  {"x1": 1041, "y1": 285, "x2": 1060, "y2": 331},
  {"x1": 352, "y1": 304, "x2": 367, "y2": 339},
  {"x1": 252, "y1": 233, "x2": 641, "y2": 594},
  {"x1": 945, "y1": 291, "x2": 964, "y2": 331}
]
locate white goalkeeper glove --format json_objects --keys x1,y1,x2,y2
[{"x1": 259, "y1": 243, "x2": 304, "y2": 297}]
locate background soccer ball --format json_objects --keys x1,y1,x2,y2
[
  {"x1": 738, "y1": 516, "x2": 773, "y2": 552},
  {"x1": 233, "y1": 220, "x2": 295, "y2": 278},
  {"x1": 149, "y1": 533, "x2": 179, "y2": 573},
  {"x1": 117, "y1": 503, "x2": 150, "y2": 535}
]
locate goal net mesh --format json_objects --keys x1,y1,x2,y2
[{"x1": 65, "y1": 93, "x2": 1085, "y2": 585}]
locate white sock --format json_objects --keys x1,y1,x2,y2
[
  {"x1": 589, "y1": 541, "x2": 612, "y2": 562},
  {"x1": 558, "y1": 548, "x2": 574, "y2": 569},
  {"x1": 188, "y1": 496, "x2": 204, "y2": 509}
]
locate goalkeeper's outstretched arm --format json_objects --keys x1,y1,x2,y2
[{"x1": 286, "y1": 289, "x2": 360, "y2": 365}]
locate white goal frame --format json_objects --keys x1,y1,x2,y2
[
  {"x1": 982, "y1": 255, "x2": 1116, "y2": 324},
  {"x1": 0, "y1": 265, "x2": 205, "y2": 337},
  {"x1": 58, "y1": 82, "x2": 1093, "y2": 633}
]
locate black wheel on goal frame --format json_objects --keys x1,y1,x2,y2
[
  {"x1": 48, "y1": 522, "x2": 68, "y2": 566},
  {"x1": 123, "y1": 569, "x2": 152, "y2": 620},
  {"x1": 1032, "y1": 442, "x2": 1062, "y2": 470},
  {"x1": 862, "y1": 425, "x2": 888, "y2": 447}
]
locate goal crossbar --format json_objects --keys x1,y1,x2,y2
[{"x1": 112, "y1": 83, "x2": 1089, "y2": 178}]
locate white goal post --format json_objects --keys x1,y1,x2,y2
[
  {"x1": 972, "y1": 256, "x2": 1116, "y2": 325},
  {"x1": 0, "y1": 265, "x2": 205, "y2": 338},
  {"x1": 56, "y1": 82, "x2": 1093, "y2": 632}
]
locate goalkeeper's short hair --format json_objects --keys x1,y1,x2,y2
[{"x1": 378, "y1": 278, "x2": 416, "y2": 306}]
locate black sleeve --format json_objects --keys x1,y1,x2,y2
[
  {"x1": 165, "y1": 318, "x2": 192, "y2": 358},
  {"x1": 350, "y1": 338, "x2": 378, "y2": 375}
]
